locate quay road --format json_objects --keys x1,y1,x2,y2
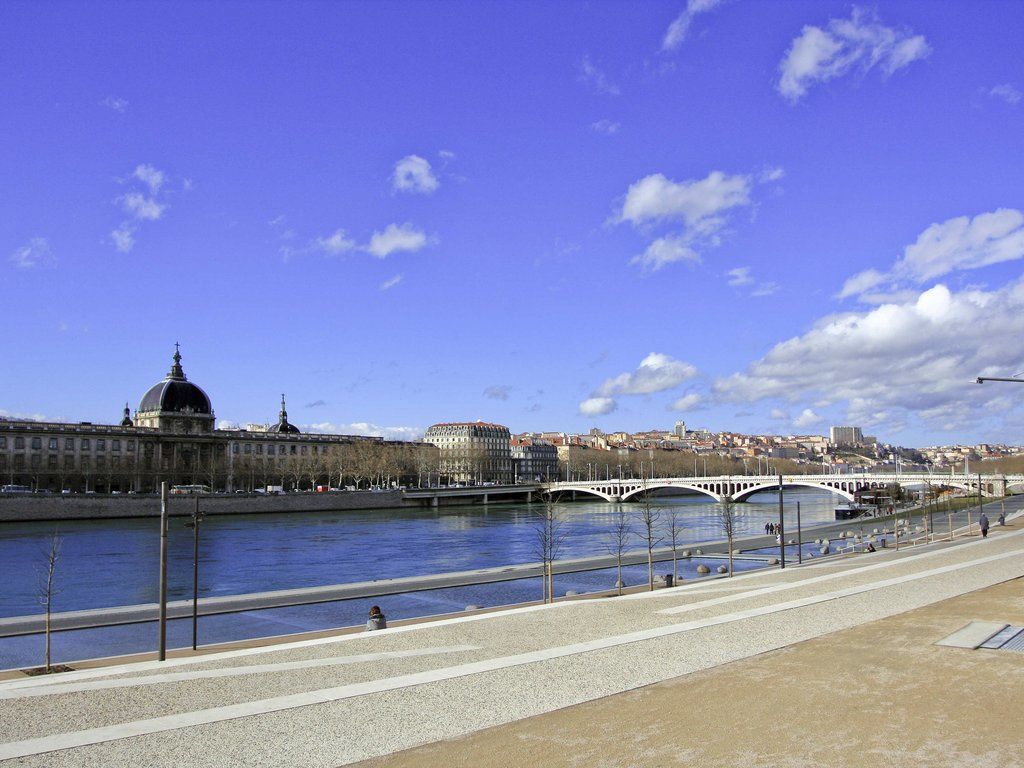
[
  {"x1": 2, "y1": 500, "x2": 1023, "y2": 765},
  {"x1": 1, "y1": 495, "x2": 1003, "y2": 638}
]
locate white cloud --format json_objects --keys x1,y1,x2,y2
[
  {"x1": 759, "y1": 166, "x2": 785, "y2": 183},
  {"x1": 630, "y1": 234, "x2": 700, "y2": 271},
  {"x1": 100, "y1": 96, "x2": 128, "y2": 113},
  {"x1": 840, "y1": 209, "x2": 1024, "y2": 299},
  {"x1": 306, "y1": 422, "x2": 422, "y2": 441},
  {"x1": 770, "y1": 408, "x2": 789, "y2": 420},
  {"x1": 751, "y1": 281, "x2": 779, "y2": 297},
  {"x1": 10, "y1": 237, "x2": 53, "y2": 268},
  {"x1": 590, "y1": 119, "x2": 621, "y2": 135},
  {"x1": 379, "y1": 274, "x2": 404, "y2": 291},
  {"x1": 579, "y1": 397, "x2": 617, "y2": 416},
  {"x1": 619, "y1": 171, "x2": 750, "y2": 227},
  {"x1": 662, "y1": 0, "x2": 726, "y2": 51},
  {"x1": 715, "y1": 280, "x2": 1024, "y2": 432},
  {"x1": 315, "y1": 229, "x2": 357, "y2": 255},
  {"x1": 133, "y1": 164, "x2": 165, "y2": 194},
  {"x1": 111, "y1": 223, "x2": 136, "y2": 253},
  {"x1": 778, "y1": 7, "x2": 930, "y2": 102},
  {"x1": 618, "y1": 170, "x2": 770, "y2": 272},
  {"x1": 989, "y1": 83, "x2": 1022, "y2": 105},
  {"x1": 121, "y1": 192, "x2": 165, "y2": 221},
  {"x1": 393, "y1": 155, "x2": 439, "y2": 194},
  {"x1": 217, "y1": 420, "x2": 240, "y2": 430},
  {"x1": 366, "y1": 223, "x2": 431, "y2": 258},
  {"x1": 597, "y1": 353, "x2": 697, "y2": 397},
  {"x1": 792, "y1": 408, "x2": 823, "y2": 428},
  {"x1": 670, "y1": 393, "x2": 703, "y2": 411},
  {"x1": 578, "y1": 56, "x2": 620, "y2": 96},
  {"x1": 727, "y1": 266, "x2": 753, "y2": 286}
]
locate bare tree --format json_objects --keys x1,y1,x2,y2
[
  {"x1": 635, "y1": 487, "x2": 663, "y2": 591},
  {"x1": 533, "y1": 501, "x2": 567, "y2": 603},
  {"x1": 664, "y1": 505, "x2": 685, "y2": 586},
  {"x1": 37, "y1": 531, "x2": 63, "y2": 673},
  {"x1": 604, "y1": 506, "x2": 632, "y2": 596},
  {"x1": 716, "y1": 499, "x2": 744, "y2": 576}
]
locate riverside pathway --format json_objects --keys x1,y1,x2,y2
[{"x1": 1, "y1": 500, "x2": 1022, "y2": 766}]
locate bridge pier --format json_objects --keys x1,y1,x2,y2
[
  {"x1": 482, "y1": 493, "x2": 488, "y2": 505},
  {"x1": 431, "y1": 496, "x2": 438, "y2": 508}
]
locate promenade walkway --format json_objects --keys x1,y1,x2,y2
[{"x1": 1, "y1": 502, "x2": 1023, "y2": 766}]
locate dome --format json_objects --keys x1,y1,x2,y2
[
  {"x1": 138, "y1": 347, "x2": 213, "y2": 416},
  {"x1": 267, "y1": 394, "x2": 300, "y2": 434}
]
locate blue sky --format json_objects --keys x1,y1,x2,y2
[{"x1": 3, "y1": 0, "x2": 1023, "y2": 445}]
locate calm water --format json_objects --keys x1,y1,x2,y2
[{"x1": 0, "y1": 488, "x2": 842, "y2": 668}]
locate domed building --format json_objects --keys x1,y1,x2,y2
[
  {"x1": 0, "y1": 344, "x2": 431, "y2": 493},
  {"x1": 135, "y1": 345, "x2": 215, "y2": 434}
]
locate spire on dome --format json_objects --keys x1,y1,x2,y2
[
  {"x1": 120, "y1": 401, "x2": 133, "y2": 427},
  {"x1": 168, "y1": 342, "x2": 186, "y2": 380}
]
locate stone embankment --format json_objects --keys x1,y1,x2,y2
[{"x1": 0, "y1": 490, "x2": 404, "y2": 522}]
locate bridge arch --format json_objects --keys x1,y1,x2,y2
[
  {"x1": 620, "y1": 483, "x2": 722, "y2": 503},
  {"x1": 732, "y1": 481, "x2": 855, "y2": 502}
]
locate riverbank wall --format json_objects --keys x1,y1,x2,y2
[{"x1": 0, "y1": 490, "x2": 405, "y2": 522}]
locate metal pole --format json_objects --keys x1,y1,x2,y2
[
  {"x1": 975, "y1": 471, "x2": 982, "y2": 536},
  {"x1": 191, "y1": 495, "x2": 201, "y2": 651},
  {"x1": 796, "y1": 500, "x2": 802, "y2": 565},
  {"x1": 158, "y1": 481, "x2": 168, "y2": 661},
  {"x1": 778, "y1": 474, "x2": 785, "y2": 569}
]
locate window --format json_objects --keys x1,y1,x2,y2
[
  {"x1": 232, "y1": 443, "x2": 239, "y2": 455},
  {"x1": 268, "y1": 445, "x2": 275, "y2": 456},
  {"x1": 97, "y1": 439, "x2": 106, "y2": 451},
  {"x1": 97, "y1": 456, "x2": 106, "y2": 469},
  {"x1": 0, "y1": 437, "x2": 5, "y2": 449},
  {"x1": 244, "y1": 444, "x2": 252, "y2": 454},
  {"x1": 81, "y1": 438, "x2": 90, "y2": 450},
  {"x1": 15, "y1": 437, "x2": 25, "y2": 449},
  {"x1": 300, "y1": 445, "x2": 308, "y2": 455},
  {"x1": 49, "y1": 438, "x2": 58, "y2": 450},
  {"x1": 127, "y1": 440, "x2": 135, "y2": 451},
  {"x1": 31, "y1": 454, "x2": 41, "y2": 468},
  {"x1": 290, "y1": 445, "x2": 297, "y2": 455},
  {"x1": 15, "y1": 455, "x2": 25, "y2": 469},
  {"x1": 256, "y1": 444, "x2": 263, "y2": 455},
  {"x1": 112, "y1": 440, "x2": 121, "y2": 452},
  {"x1": 48, "y1": 455, "x2": 58, "y2": 469},
  {"x1": 65, "y1": 438, "x2": 74, "y2": 450},
  {"x1": 31, "y1": 437, "x2": 42, "y2": 449},
  {"x1": 64, "y1": 456, "x2": 74, "y2": 470}
]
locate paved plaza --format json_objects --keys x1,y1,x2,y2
[{"x1": 2, "y1": 508, "x2": 1023, "y2": 766}]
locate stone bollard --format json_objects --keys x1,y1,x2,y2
[
  {"x1": 565, "y1": 590, "x2": 578, "y2": 597},
  {"x1": 840, "y1": 531, "x2": 848, "y2": 539},
  {"x1": 465, "y1": 605, "x2": 481, "y2": 611},
  {"x1": 615, "y1": 579, "x2": 626, "y2": 589},
  {"x1": 695, "y1": 548, "x2": 703, "y2": 555},
  {"x1": 682, "y1": 549, "x2": 692, "y2": 558},
  {"x1": 696, "y1": 564, "x2": 711, "y2": 575},
  {"x1": 716, "y1": 565, "x2": 728, "y2": 574},
  {"x1": 820, "y1": 545, "x2": 830, "y2": 555},
  {"x1": 788, "y1": 539, "x2": 796, "y2": 545},
  {"x1": 768, "y1": 557, "x2": 779, "y2": 565}
]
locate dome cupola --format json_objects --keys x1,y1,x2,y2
[{"x1": 135, "y1": 344, "x2": 215, "y2": 433}]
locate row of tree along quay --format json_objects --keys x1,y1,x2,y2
[{"x1": 533, "y1": 482, "x2": 748, "y2": 604}]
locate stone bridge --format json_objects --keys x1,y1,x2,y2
[{"x1": 541, "y1": 473, "x2": 1024, "y2": 504}]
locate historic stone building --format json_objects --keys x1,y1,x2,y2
[
  {"x1": 0, "y1": 347, "x2": 432, "y2": 493},
  {"x1": 422, "y1": 421, "x2": 513, "y2": 484}
]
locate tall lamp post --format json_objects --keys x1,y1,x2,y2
[{"x1": 184, "y1": 496, "x2": 204, "y2": 651}]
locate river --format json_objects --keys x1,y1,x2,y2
[{"x1": 0, "y1": 488, "x2": 842, "y2": 668}]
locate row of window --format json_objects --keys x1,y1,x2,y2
[
  {"x1": 0, "y1": 455, "x2": 130, "y2": 470},
  {"x1": 0, "y1": 436, "x2": 136, "y2": 452},
  {"x1": 232, "y1": 443, "x2": 326, "y2": 456}
]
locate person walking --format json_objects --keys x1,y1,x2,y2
[
  {"x1": 998, "y1": 510, "x2": 1006, "y2": 526},
  {"x1": 765, "y1": 522, "x2": 771, "y2": 535},
  {"x1": 366, "y1": 605, "x2": 387, "y2": 631},
  {"x1": 979, "y1": 512, "x2": 990, "y2": 538}
]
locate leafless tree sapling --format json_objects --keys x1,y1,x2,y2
[
  {"x1": 37, "y1": 531, "x2": 63, "y2": 673},
  {"x1": 604, "y1": 505, "x2": 632, "y2": 596}
]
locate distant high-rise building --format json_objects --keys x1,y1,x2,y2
[
  {"x1": 829, "y1": 426, "x2": 863, "y2": 447},
  {"x1": 674, "y1": 420, "x2": 686, "y2": 438}
]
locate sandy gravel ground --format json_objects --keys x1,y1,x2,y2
[{"x1": 355, "y1": 577, "x2": 1024, "y2": 768}]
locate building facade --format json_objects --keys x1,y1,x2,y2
[
  {"x1": 830, "y1": 426, "x2": 864, "y2": 447},
  {"x1": 422, "y1": 422, "x2": 512, "y2": 484},
  {"x1": 0, "y1": 347, "x2": 429, "y2": 493},
  {"x1": 509, "y1": 437, "x2": 558, "y2": 482}
]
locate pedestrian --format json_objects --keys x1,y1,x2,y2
[
  {"x1": 765, "y1": 522, "x2": 771, "y2": 535},
  {"x1": 366, "y1": 605, "x2": 387, "y2": 631},
  {"x1": 979, "y1": 513, "x2": 989, "y2": 538},
  {"x1": 998, "y1": 511, "x2": 1006, "y2": 526},
  {"x1": 865, "y1": 541, "x2": 876, "y2": 553}
]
